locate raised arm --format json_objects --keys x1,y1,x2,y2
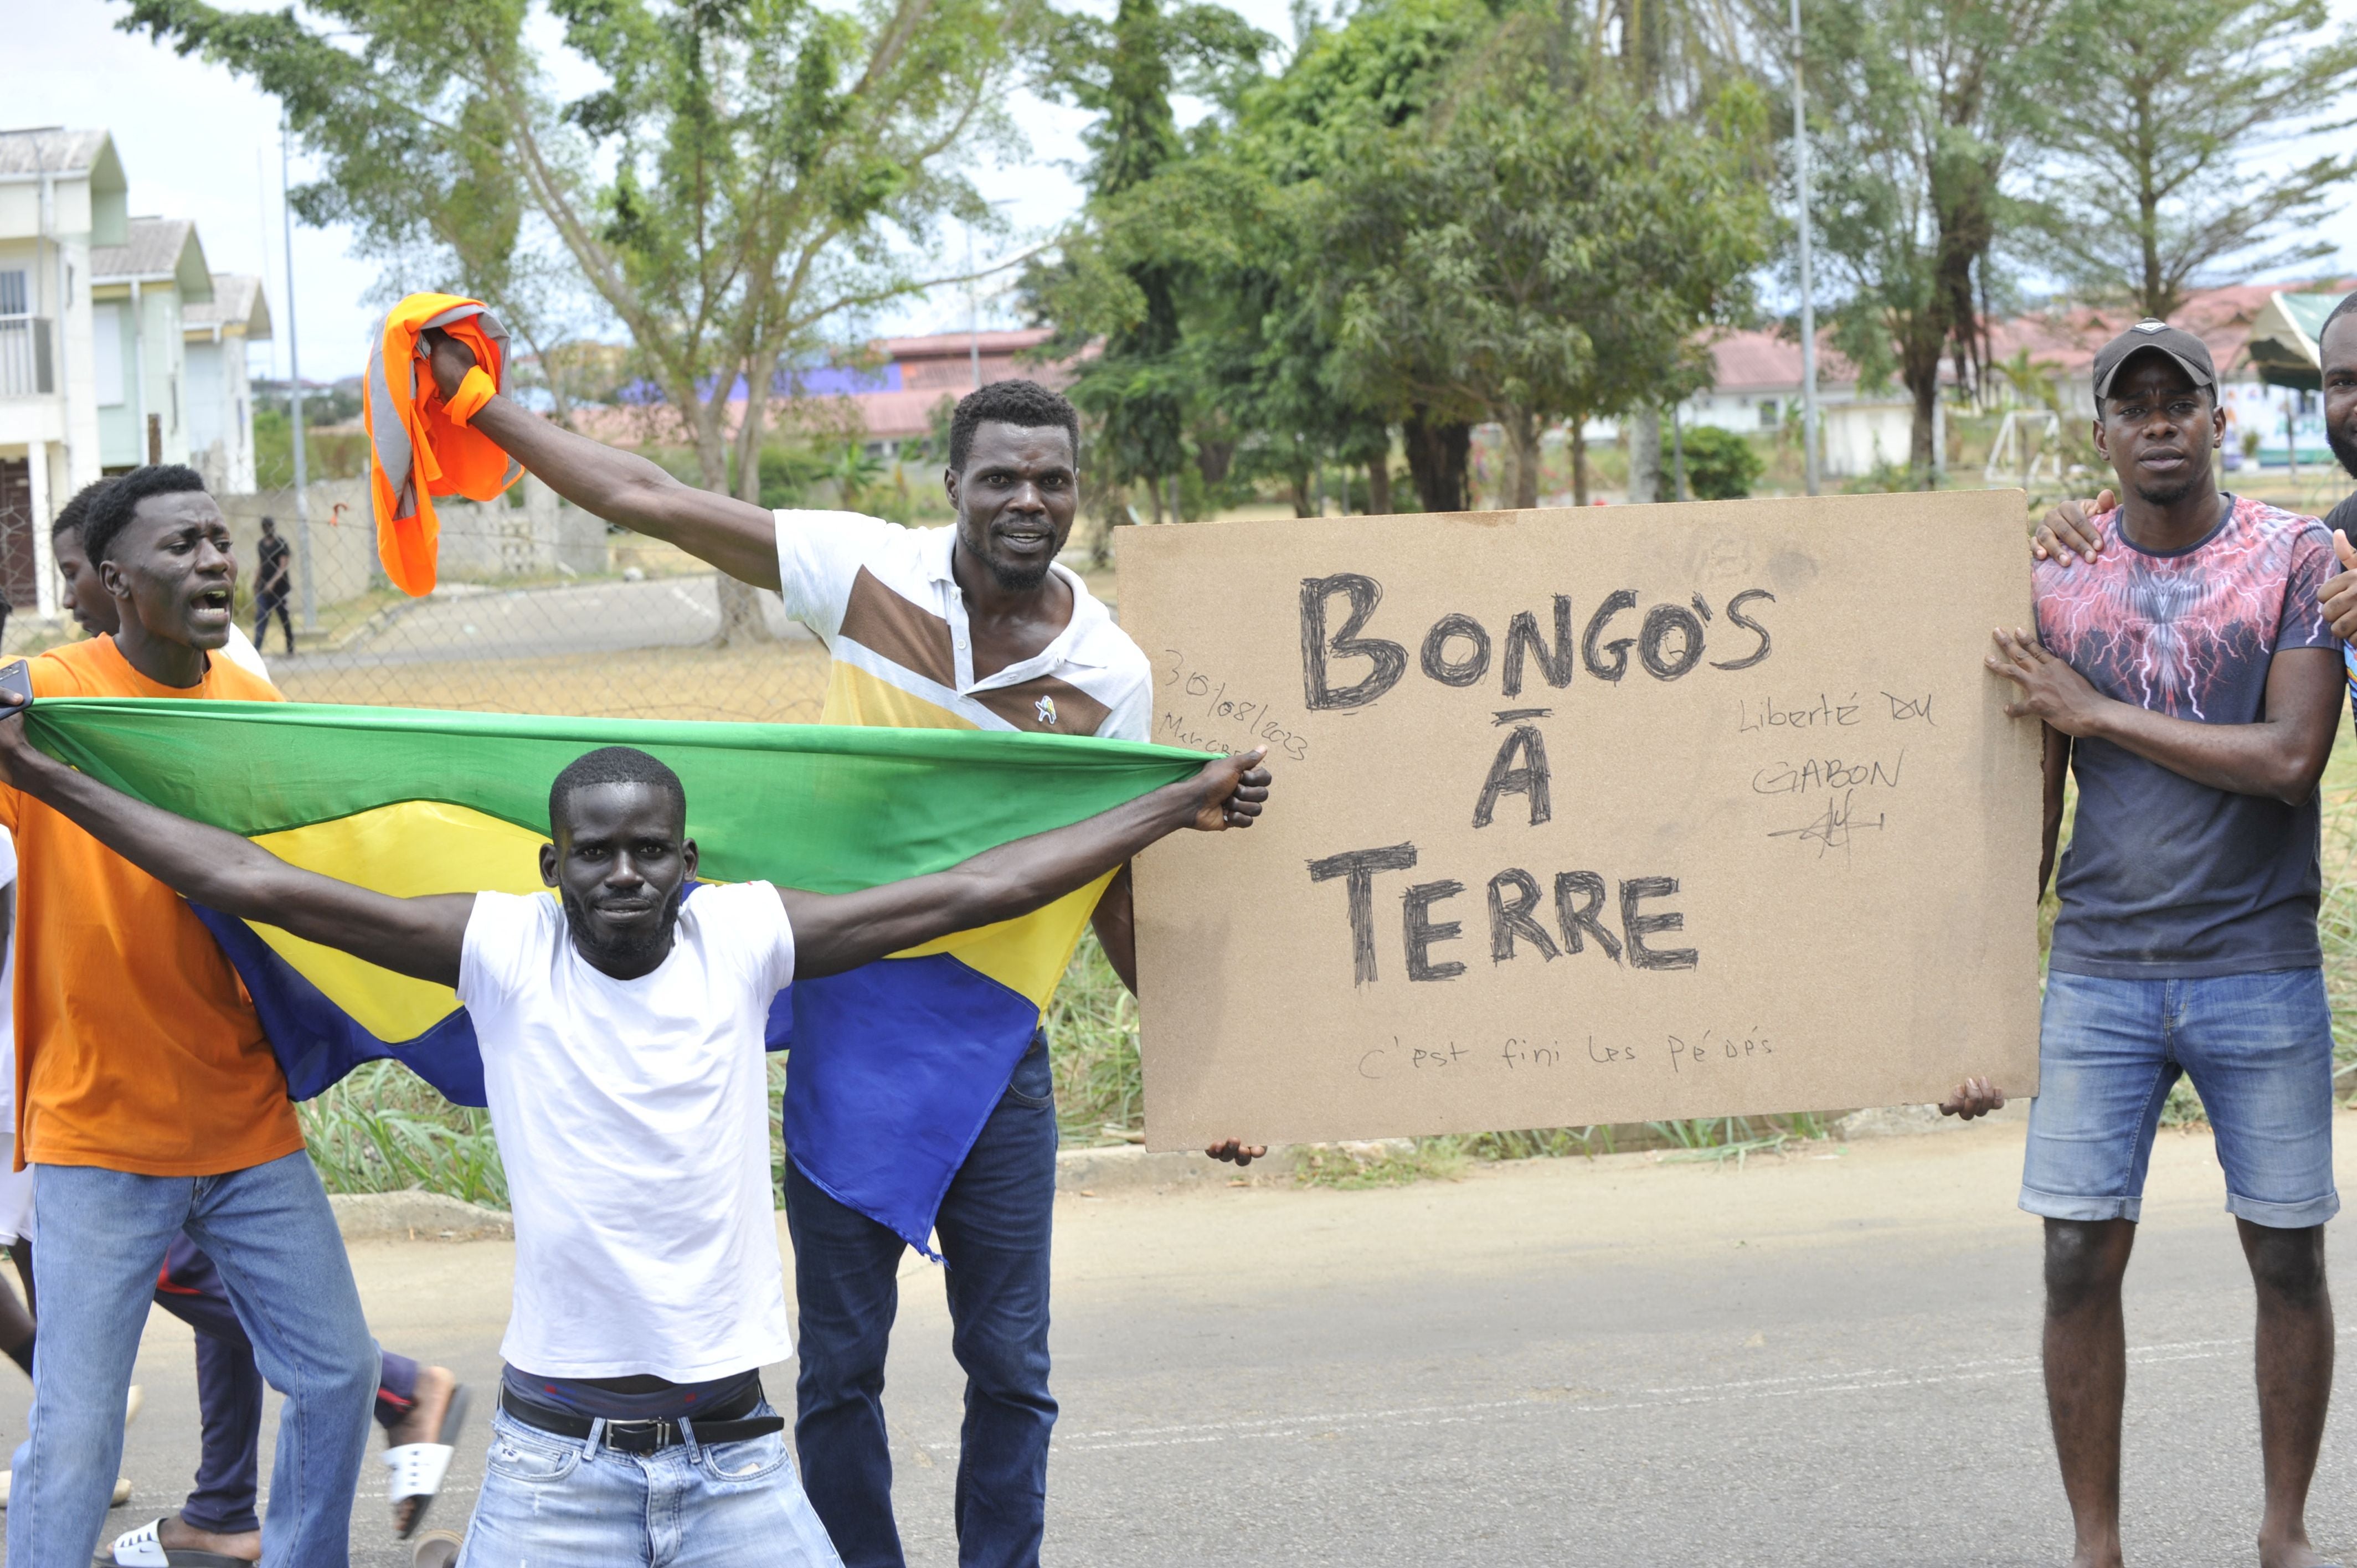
[
  {"x1": 0, "y1": 700, "x2": 473, "y2": 985},
  {"x1": 423, "y1": 333, "x2": 781, "y2": 590},
  {"x1": 783, "y1": 751, "x2": 1271, "y2": 980},
  {"x1": 1988, "y1": 629, "x2": 2341, "y2": 804}
]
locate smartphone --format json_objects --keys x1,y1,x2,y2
[{"x1": 0, "y1": 661, "x2": 30, "y2": 713}]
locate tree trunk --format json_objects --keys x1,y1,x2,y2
[
  {"x1": 1402, "y1": 409, "x2": 1470, "y2": 512},
  {"x1": 1286, "y1": 457, "x2": 1314, "y2": 518},
  {"x1": 1367, "y1": 453, "x2": 1391, "y2": 515},
  {"x1": 1571, "y1": 422, "x2": 1588, "y2": 507},
  {"x1": 1506, "y1": 407, "x2": 1542, "y2": 510},
  {"x1": 1907, "y1": 367, "x2": 1941, "y2": 487},
  {"x1": 1625, "y1": 405, "x2": 1660, "y2": 503},
  {"x1": 715, "y1": 372, "x2": 778, "y2": 647}
]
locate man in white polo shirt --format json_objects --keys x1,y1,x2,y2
[
  {"x1": 424, "y1": 338, "x2": 1262, "y2": 1567},
  {"x1": 0, "y1": 718, "x2": 1269, "y2": 1565}
]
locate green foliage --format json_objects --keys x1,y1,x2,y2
[
  {"x1": 1799, "y1": 0, "x2": 2062, "y2": 482},
  {"x1": 1680, "y1": 425, "x2": 1764, "y2": 499},
  {"x1": 1046, "y1": 932, "x2": 1146, "y2": 1142},
  {"x1": 300, "y1": 1060, "x2": 507, "y2": 1208},
  {"x1": 121, "y1": 0, "x2": 1028, "y2": 519},
  {"x1": 1319, "y1": 23, "x2": 1771, "y2": 506},
  {"x1": 2013, "y1": 0, "x2": 2357, "y2": 319}
]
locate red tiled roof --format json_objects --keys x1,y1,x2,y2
[
  {"x1": 1704, "y1": 329, "x2": 1864, "y2": 393},
  {"x1": 1982, "y1": 283, "x2": 2357, "y2": 379}
]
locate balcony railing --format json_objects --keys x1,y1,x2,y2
[{"x1": 0, "y1": 317, "x2": 54, "y2": 398}]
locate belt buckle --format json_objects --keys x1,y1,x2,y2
[{"x1": 608, "y1": 1416, "x2": 677, "y2": 1450}]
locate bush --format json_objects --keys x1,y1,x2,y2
[{"x1": 1681, "y1": 425, "x2": 1764, "y2": 500}]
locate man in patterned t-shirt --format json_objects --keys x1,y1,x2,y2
[{"x1": 1968, "y1": 322, "x2": 2345, "y2": 1568}]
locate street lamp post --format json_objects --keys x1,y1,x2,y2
[
  {"x1": 280, "y1": 118, "x2": 317, "y2": 632},
  {"x1": 1792, "y1": 0, "x2": 1820, "y2": 497}
]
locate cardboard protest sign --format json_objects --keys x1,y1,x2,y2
[{"x1": 1119, "y1": 490, "x2": 2044, "y2": 1149}]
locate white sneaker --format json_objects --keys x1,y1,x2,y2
[{"x1": 124, "y1": 1384, "x2": 144, "y2": 1425}]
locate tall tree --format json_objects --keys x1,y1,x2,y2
[
  {"x1": 1597, "y1": 0, "x2": 1749, "y2": 502},
  {"x1": 1031, "y1": 0, "x2": 1268, "y2": 522},
  {"x1": 1795, "y1": 0, "x2": 2061, "y2": 481},
  {"x1": 1319, "y1": 16, "x2": 1769, "y2": 507},
  {"x1": 2015, "y1": 0, "x2": 2357, "y2": 319},
  {"x1": 123, "y1": 0, "x2": 1025, "y2": 641}
]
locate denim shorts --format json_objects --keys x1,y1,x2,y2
[{"x1": 2022, "y1": 968, "x2": 2339, "y2": 1229}]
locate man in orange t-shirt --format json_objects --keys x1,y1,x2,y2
[{"x1": 3, "y1": 467, "x2": 377, "y2": 1568}]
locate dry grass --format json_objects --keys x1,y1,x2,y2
[{"x1": 275, "y1": 642, "x2": 835, "y2": 724}]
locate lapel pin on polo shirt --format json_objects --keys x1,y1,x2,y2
[{"x1": 1036, "y1": 695, "x2": 1058, "y2": 726}]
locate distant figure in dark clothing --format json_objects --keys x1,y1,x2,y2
[{"x1": 253, "y1": 517, "x2": 293, "y2": 654}]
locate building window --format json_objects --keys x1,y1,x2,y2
[
  {"x1": 1758, "y1": 399, "x2": 1779, "y2": 429},
  {"x1": 0, "y1": 271, "x2": 25, "y2": 316},
  {"x1": 92, "y1": 303, "x2": 124, "y2": 407}
]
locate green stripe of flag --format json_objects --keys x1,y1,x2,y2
[{"x1": 23, "y1": 699, "x2": 1213, "y2": 890}]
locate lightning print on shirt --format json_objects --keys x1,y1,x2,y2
[{"x1": 2034, "y1": 495, "x2": 2334, "y2": 721}]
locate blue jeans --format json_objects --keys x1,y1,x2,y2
[
  {"x1": 455, "y1": 1402, "x2": 843, "y2": 1566},
  {"x1": 6, "y1": 1152, "x2": 377, "y2": 1568},
  {"x1": 2024, "y1": 968, "x2": 2340, "y2": 1227},
  {"x1": 786, "y1": 1035, "x2": 1058, "y2": 1568}
]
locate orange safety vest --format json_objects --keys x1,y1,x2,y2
[{"x1": 364, "y1": 295, "x2": 522, "y2": 596}]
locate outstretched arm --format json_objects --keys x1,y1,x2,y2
[
  {"x1": 0, "y1": 700, "x2": 473, "y2": 985},
  {"x1": 783, "y1": 751, "x2": 1272, "y2": 980},
  {"x1": 424, "y1": 332, "x2": 781, "y2": 590},
  {"x1": 1988, "y1": 630, "x2": 2340, "y2": 804}
]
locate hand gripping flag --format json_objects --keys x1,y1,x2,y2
[
  {"x1": 366, "y1": 295, "x2": 524, "y2": 597},
  {"x1": 23, "y1": 700, "x2": 1210, "y2": 1250}
]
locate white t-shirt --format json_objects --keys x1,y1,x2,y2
[
  {"x1": 773, "y1": 510, "x2": 1154, "y2": 742},
  {"x1": 218, "y1": 625, "x2": 269, "y2": 681},
  {"x1": 456, "y1": 883, "x2": 797, "y2": 1381}
]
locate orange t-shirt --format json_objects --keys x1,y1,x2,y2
[{"x1": 0, "y1": 636, "x2": 303, "y2": 1175}]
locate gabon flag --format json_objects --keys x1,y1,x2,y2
[{"x1": 22, "y1": 698, "x2": 1208, "y2": 1248}]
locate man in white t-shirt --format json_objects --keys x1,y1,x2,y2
[
  {"x1": 425, "y1": 344, "x2": 1265, "y2": 1567},
  {"x1": 0, "y1": 714, "x2": 1268, "y2": 1565}
]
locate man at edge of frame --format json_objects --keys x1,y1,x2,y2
[
  {"x1": 419, "y1": 329, "x2": 1265, "y2": 1568},
  {"x1": 1949, "y1": 316, "x2": 2346, "y2": 1568}
]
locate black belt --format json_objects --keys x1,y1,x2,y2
[{"x1": 498, "y1": 1382, "x2": 784, "y2": 1453}]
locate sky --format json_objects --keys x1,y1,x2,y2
[{"x1": 9, "y1": 0, "x2": 2355, "y2": 388}]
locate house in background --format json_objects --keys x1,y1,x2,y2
[
  {"x1": 91, "y1": 215, "x2": 211, "y2": 473},
  {"x1": 184, "y1": 271, "x2": 270, "y2": 494},
  {"x1": 0, "y1": 126, "x2": 124, "y2": 617},
  {"x1": 1679, "y1": 330, "x2": 1934, "y2": 480}
]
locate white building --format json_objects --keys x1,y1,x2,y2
[
  {"x1": 185, "y1": 272, "x2": 270, "y2": 495},
  {"x1": 0, "y1": 127, "x2": 124, "y2": 616},
  {"x1": 1680, "y1": 330, "x2": 1928, "y2": 480},
  {"x1": 91, "y1": 215, "x2": 213, "y2": 473},
  {"x1": 0, "y1": 128, "x2": 267, "y2": 623}
]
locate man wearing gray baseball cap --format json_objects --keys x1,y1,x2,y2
[{"x1": 1960, "y1": 317, "x2": 2346, "y2": 1568}]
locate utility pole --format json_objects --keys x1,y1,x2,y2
[
  {"x1": 1792, "y1": 0, "x2": 1820, "y2": 497},
  {"x1": 280, "y1": 118, "x2": 316, "y2": 633}
]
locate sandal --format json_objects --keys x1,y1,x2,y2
[{"x1": 98, "y1": 1518, "x2": 255, "y2": 1567}]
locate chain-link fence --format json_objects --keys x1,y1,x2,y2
[{"x1": 0, "y1": 461, "x2": 840, "y2": 724}]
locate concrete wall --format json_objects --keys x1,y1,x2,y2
[
  {"x1": 215, "y1": 473, "x2": 611, "y2": 611},
  {"x1": 214, "y1": 477, "x2": 377, "y2": 606}
]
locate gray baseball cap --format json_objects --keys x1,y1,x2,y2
[{"x1": 2092, "y1": 318, "x2": 2217, "y2": 404}]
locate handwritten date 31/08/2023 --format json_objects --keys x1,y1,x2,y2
[{"x1": 1355, "y1": 1027, "x2": 1778, "y2": 1080}]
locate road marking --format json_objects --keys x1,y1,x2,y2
[{"x1": 1048, "y1": 1335, "x2": 2258, "y2": 1454}]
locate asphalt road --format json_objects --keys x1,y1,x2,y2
[
  {"x1": 25, "y1": 1113, "x2": 2357, "y2": 1567},
  {"x1": 276, "y1": 573, "x2": 816, "y2": 673}
]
